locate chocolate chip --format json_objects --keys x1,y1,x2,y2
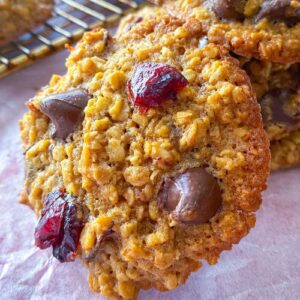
[
  {"x1": 158, "y1": 168, "x2": 222, "y2": 224},
  {"x1": 206, "y1": 0, "x2": 247, "y2": 20},
  {"x1": 84, "y1": 227, "x2": 116, "y2": 260},
  {"x1": 255, "y1": 0, "x2": 300, "y2": 23},
  {"x1": 40, "y1": 89, "x2": 91, "y2": 140},
  {"x1": 261, "y1": 88, "x2": 300, "y2": 127}
]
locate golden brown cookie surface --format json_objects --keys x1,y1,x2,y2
[
  {"x1": 121, "y1": 5, "x2": 300, "y2": 171},
  {"x1": 115, "y1": 6, "x2": 164, "y2": 38},
  {"x1": 240, "y1": 58, "x2": 300, "y2": 170},
  {"x1": 20, "y1": 11, "x2": 270, "y2": 300},
  {"x1": 155, "y1": 0, "x2": 300, "y2": 63},
  {"x1": 271, "y1": 129, "x2": 300, "y2": 169},
  {"x1": 243, "y1": 60, "x2": 300, "y2": 142}
]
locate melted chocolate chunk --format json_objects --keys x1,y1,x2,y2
[
  {"x1": 255, "y1": 0, "x2": 300, "y2": 23},
  {"x1": 84, "y1": 227, "x2": 116, "y2": 260},
  {"x1": 261, "y1": 88, "x2": 300, "y2": 127},
  {"x1": 206, "y1": 0, "x2": 247, "y2": 20},
  {"x1": 40, "y1": 89, "x2": 91, "y2": 140},
  {"x1": 158, "y1": 168, "x2": 222, "y2": 224}
]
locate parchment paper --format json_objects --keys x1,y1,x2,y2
[{"x1": 0, "y1": 50, "x2": 299, "y2": 300}]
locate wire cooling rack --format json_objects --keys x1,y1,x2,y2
[{"x1": 0, "y1": 0, "x2": 147, "y2": 78}]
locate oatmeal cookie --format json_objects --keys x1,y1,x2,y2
[
  {"x1": 0, "y1": 0, "x2": 54, "y2": 46},
  {"x1": 117, "y1": 7, "x2": 300, "y2": 171},
  {"x1": 20, "y1": 12, "x2": 270, "y2": 300},
  {"x1": 153, "y1": 0, "x2": 300, "y2": 64},
  {"x1": 242, "y1": 59, "x2": 300, "y2": 169},
  {"x1": 271, "y1": 129, "x2": 300, "y2": 169},
  {"x1": 115, "y1": 6, "x2": 164, "y2": 38},
  {"x1": 242, "y1": 59, "x2": 299, "y2": 101},
  {"x1": 244, "y1": 60, "x2": 300, "y2": 142}
]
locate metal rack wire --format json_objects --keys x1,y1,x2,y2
[{"x1": 0, "y1": 0, "x2": 147, "y2": 78}]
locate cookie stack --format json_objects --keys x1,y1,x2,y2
[
  {"x1": 150, "y1": 0, "x2": 300, "y2": 170},
  {"x1": 18, "y1": 1, "x2": 298, "y2": 300}
]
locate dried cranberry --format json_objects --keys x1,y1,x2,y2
[
  {"x1": 53, "y1": 196, "x2": 83, "y2": 263},
  {"x1": 34, "y1": 191, "x2": 67, "y2": 249},
  {"x1": 128, "y1": 63, "x2": 188, "y2": 110},
  {"x1": 43, "y1": 189, "x2": 63, "y2": 208},
  {"x1": 34, "y1": 190, "x2": 83, "y2": 263}
]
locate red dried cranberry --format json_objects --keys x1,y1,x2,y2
[
  {"x1": 34, "y1": 190, "x2": 83, "y2": 263},
  {"x1": 128, "y1": 63, "x2": 188, "y2": 110},
  {"x1": 34, "y1": 191, "x2": 67, "y2": 249},
  {"x1": 43, "y1": 189, "x2": 65, "y2": 208},
  {"x1": 53, "y1": 196, "x2": 83, "y2": 263}
]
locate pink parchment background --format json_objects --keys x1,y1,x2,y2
[{"x1": 0, "y1": 50, "x2": 299, "y2": 300}]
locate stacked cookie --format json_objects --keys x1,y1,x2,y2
[
  {"x1": 245, "y1": 60, "x2": 300, "y2": 170},
  {"x1": 0, "y1": 0, "x2": 54, "y2": 45},
  {"x1": 149, "y1": 0, "x2": 300, "y2": 170},
  {"x1": 20, "y1": 2, "x2": 300, "y2": 300}
]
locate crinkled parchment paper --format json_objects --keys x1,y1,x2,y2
[{"x1": 0, "y1": 50, "x2": 299, "y2": 300}]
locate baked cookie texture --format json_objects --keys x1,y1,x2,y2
[
  {"x1": 242, "y1": 59, "x2": 299, "y2": 101},
  {"x1": 20, "y1": 12, "x2": 270, "y2": 300},
  {"x1": 243, "y1": 60, "x2": 300, "y2": 142},
  {"x1": 0, "y1": 0, "x2": 54, "y2": 45},
  {"x1": 115, "y1": 6, "x2": 164, "y2": 38},
  {"x1": 116, "y1": 5, "x2": 300, "y2": 170},
  {"x1": 242, "y1": 59, "x2": 300, "y2": 169},
  {"x1": 271, "y1": 129, "x2": 300, "y2": 169},
  {"x1": 153, "y1": 0, "x2": 300, "y2": 64}
]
